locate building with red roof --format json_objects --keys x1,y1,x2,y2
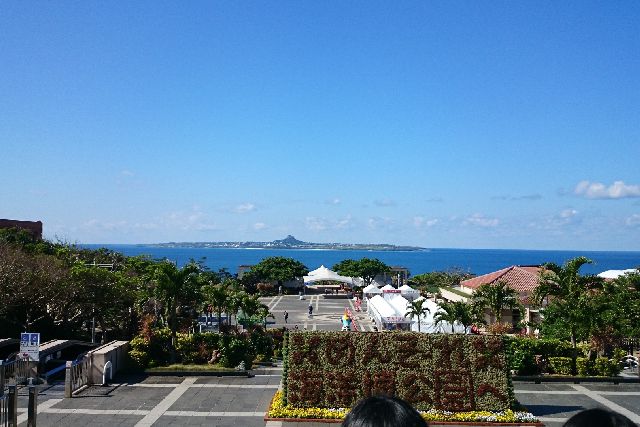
[{"x1": 440, "y1": 265, "x2": 544, "y2": 334}]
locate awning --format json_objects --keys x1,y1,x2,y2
[{"x1": 304, "y1": 265, "x2": 355, "y2": 285}]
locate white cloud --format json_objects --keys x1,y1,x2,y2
[
  {"x1": 413, "y1": 216, "x2": 439, "y2": 228},
  {"x1": 253, "y1": 222, "x2": 267, "y2": 230},
  {"x1": 305, "y1": 217, "x2": 328, "y2": 231},
  {"x1": 326, "y1": 198, "x2": 341, "y2": 205},
  {"x1": 367, "y1": 216, "x2": 394, "y2": 230},
  {"x1": 575, "y1": 180, "x2": 640, "y2": 199},
  {"x1": 463, "y1": 214, "x2": 499, "y2": 228},
  {"x1": 234, "y1": 203, "x2": 256, "y2": 213},
  {"x1": 120, "y1": 169, "x2": 134, "y2": 177},
  {"x1": 626, "y1": 214, "x2": 640, "y2": 227},
  {"x1": 305, "y1": 215, "x2": 354, "y2": 231},
  {"x1": 559, "y1": 209, "x2": 578, "y2": 219}
]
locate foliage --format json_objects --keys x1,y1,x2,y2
[
  {"x1": 283, "y1": 331, "x2": 514, "y2": 412},
  {"x1": 547, "y1": 357, "x2": 573, "y2": 375},
  {"x1": 533, "y1": 257, "x2": 603, "y2": 354},
  {"x1": 404, "y1": 299, "x2": 430, "y2": 332},
  {"x1": 267, "y1": 390, "x2": 538, "y2": 423},
  {"x1": 472, "y1": 281, "x2": 523, "y2": 325},
  {"x1": 409, "y1": 269, "x2": 474, "y2": 295},
  {"x1": 249, "y1": 257, "x2": 308, "y2": 286},
  {"x1": 434, "y1": 301, "x2": 477, "y2": 333},
  {"x1": 506, "y1": 336, "x2": 575, "y2": 375},
  {"x1": 332, "y1": 258, "x2": 390, "y2": 287}
]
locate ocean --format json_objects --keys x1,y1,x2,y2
[{"x1": 81, "y1": 245, "x2": 640, "y2": 277}]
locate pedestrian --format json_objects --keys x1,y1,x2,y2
[
  {"x1": 284, "y1": 311, "x2": 289, "y2": 323},
  {"x1": 308, "y1": 303, "x2": 313, "y2": 317},
  {"x1": 341, "y1": 395, "x2": 428, "y2": 427},
  {"x1": 563, "y1": 409, "x2": 635, "y2": 427}
]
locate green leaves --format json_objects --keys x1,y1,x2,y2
[
  {"x1": 332, "y1": 258, "x2": 390, "y2": 286},
  {"x1": 249, "y1": 256, "x2": 308, "y2": 285}
]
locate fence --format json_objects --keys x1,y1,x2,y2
[
  {"x1": 0, "y1": 359, "x2": 32, "y2": 389},
  {"x1": 0, "y1": 383, "x2": 38, "y2": 426},
  {"x1": 64, "y1": 356, "x2": 91, "y2": 398}
]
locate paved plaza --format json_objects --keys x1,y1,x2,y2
[{"x1": 13, "y1": 295, "x2": 640, "y2": 426}]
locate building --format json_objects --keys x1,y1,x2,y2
[
  {"x1": 0, "y1": 219, "x2": 43, "y2": 240},
  {"x1": 439, "y1": 265, "x2": 544, "y2": 333}
]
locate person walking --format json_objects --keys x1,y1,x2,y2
[
  {"x1": 284, "y1": 311, "x2": 289, "y2": 323},
  {"x1": 308, "y1": 303, "x2": 313, "y2": 318}
]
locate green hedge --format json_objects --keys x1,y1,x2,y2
[
  {"x1": 548, "y1": 357, "x2": 573, "y2": 375},
  {"x1": 283, "y1": 332, "x2": 514, "y2": 412}
]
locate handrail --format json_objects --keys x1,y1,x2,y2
[{"x1": 43, "y1": 363, "x2": 67, "y2": 381}]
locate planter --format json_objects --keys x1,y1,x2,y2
[{"x1": 264, "y1": 416, "x2": 543, "y2": 426}]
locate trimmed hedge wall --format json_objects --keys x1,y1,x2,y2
[{"x1": 283, "y1": 331, "x2": 514, "y2": 412}]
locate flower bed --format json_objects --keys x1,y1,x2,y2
[
  {"x1": 266, "y1": 391, "x2": 540, "y2": 425},
  {"x1": 283, "y1": 331, "x2": 516, "y2": 412}
]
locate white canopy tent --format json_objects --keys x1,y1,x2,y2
[
  {"x1": 363, "y1": 284, "x2": 382, "y2": 295},
  {"x1": 303, "y1": 265, "x2": 355, "y2": 285},
  {"x1": 399, "y1": 284, "x2": 420, "y2": 301},
  {"x1": 367, "y1": 295, "x2": 411, "y2": 330},
  {"x1": 380, "y1": 284, "x2": 395, "y2": 292}
]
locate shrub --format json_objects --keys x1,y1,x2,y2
[
  {"x1": 593, "y1": 357, "x2": 620, "y2": 377},
  {"x1": 218, "y1": 335, "x2": 254, "y2": 368},
  {"x1": 576, "y1": 357, "x2": 591, "y2": 376},
  {"x1": 548, "y1": 357, "x2": 573, "y2": 375},
  {"x1": 249, "y1": 328, "x2": 274, "y2": 360},
  {"x1": 283, "y1": 331, "x2": 514, "y2": 412}
]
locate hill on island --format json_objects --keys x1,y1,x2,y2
[{"x1": 150, "y1": 235, "x2": 424, "y2": 251}]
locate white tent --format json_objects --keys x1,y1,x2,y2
[
  {"x1": 363, "y1": 284, "x2": 382, "y2": 294},
  {"x1": 399, "y1": 284, "x2": 420, "y2": 301},
  {"x1": 597, "y1": 269, "x2": 638, "y2": 280},
  {"x1": 367, "y1": 295, "x2": 410, "y2": 330},
  {"x1": 304, "y1": 265, "x2": 354, "y2": 285},
  {"x1": 388, "y1": 294, "x2": 410, "y2": 317},
  {"x1": 380, "y1": 284, "x2": 396, "y2": 291}
]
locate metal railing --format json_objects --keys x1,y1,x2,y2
[
  {"x1": 0, "y1": 358, "x2": 31, "y2": 390},
  {"x1": 65, "y1": 355, "x2": 92, "y2": 398}
]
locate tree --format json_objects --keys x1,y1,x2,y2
[
  {"x1": 333, "y1": 258, "x2": 390, "y2": 287},
  {"x1": 434, "y1": 302, "x2": 459, "y2": 333},
  {"x1": 409, "y1": 269, "x2": 474, "y2": 296},
  {"x1": 405, "y1": 299, "x2": 430, "y2": 332},
  {"x1": 150, "y1": 260, "x2": 204, "y2": 362},
  {"x1": 202, "y1": 283, "x2": 229, "y2": 328},
  {"x1": 532, "y1": 257, "x2": 604, "y2": 358},
  {"x1": 472, "y1": 280, "x2": 523, "y2": 325},
  {"x1": 249, "y1": 257, "x2": 308, "y2": 287}
]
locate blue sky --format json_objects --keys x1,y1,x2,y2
[{"x1": 1, "y1": 1, "x2": 639, "y2": 250}]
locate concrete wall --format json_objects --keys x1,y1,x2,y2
[{"x1": 88, "y1": 341, "x2": 129, "y2": 384}]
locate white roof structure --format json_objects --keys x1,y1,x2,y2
[
  {"x1": 363, "y1": 284, "x2": 382, "y2": 294},
  {"x1": 388, "y1": 295, "x2": 410, "y2": 316},
  {"x1": 380, "y1": 284, "x2": 395, "y2": 291},
  {"x1": 368, "y1": 295, "x2": 399, "y2": 320},
  {"x1": 304, "y1": 265, "x2": 354, "y2": 285},
  {"x1": 597, "y1": 269, "x2": 638, "y2": 280},
  {"x1": 399, "y1": 284, "x2": 420, "y2": 295}
]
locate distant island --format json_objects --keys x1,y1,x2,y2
[{"x1": 148, "y1": 235, "x2": 425, "y2": 251}]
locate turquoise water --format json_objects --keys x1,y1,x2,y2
[{"x1": 82, "y1": 245, "x2": 640, "y2": 276}]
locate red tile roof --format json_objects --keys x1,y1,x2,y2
[{"x1": 461, "y1": 265, "x2": 543, "y2": 295}]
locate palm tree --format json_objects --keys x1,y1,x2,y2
[
  {"x1": 405, "y1": 299, "x2": 430, "y2": 332},
  {"x1": 471, "y1": 280, "x2": 522, "y2": 325},
  {"x1": 434, "y1": 302, "x2": 459, "y2": 333},
  {"x1": 202, "y1": 283, "x2": 229, "y2": 329},
  {"x1": 533, "y1": 257, "x2": 603, "y2": 356}
]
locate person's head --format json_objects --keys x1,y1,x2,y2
[
  {"x1": 563, "y1": 408, "x2": 636, "y2": 427},
  {"x1": 341, "y1": 395, "x2": 428, "y2": 427}
]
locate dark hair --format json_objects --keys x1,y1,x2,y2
[
  {"x1": 341, "y1": 395, "x2": 428, "y2": 427},
  {"x1": 563, "y1": 409, "x2": 636, "y2": 427}
]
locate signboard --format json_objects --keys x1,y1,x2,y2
[
  {"x1": 19, "y1": 332, "x2": 40, "y2": 361},
  {"x1": 382, "y1": 289, "x2": 401, "y2": 293}
]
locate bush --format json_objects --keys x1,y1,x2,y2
[
  {"x1": 594, "y1": 357, "x2": 620, "y2": 377},
  {"x1": 506, "y1": 337, "x2": 576, "y2": 375},
  {"x1": 576, "y1": 357, "x2": 591, "y2": 376},
  {"x1": 218, "y1": 335, "x2": 254, "y2": 368},
  {"x1": 548, "y1": 357, "x2": 573, "y2": 375},
  {"x1": 249, "y1": 327, "x2": 274, "y2": 360}
]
